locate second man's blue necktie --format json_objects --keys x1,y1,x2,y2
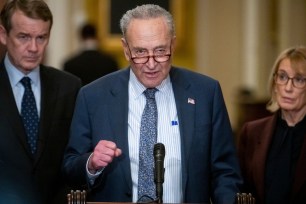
[{"x1": 20, "y1": 77, "x2": 39, "y2": 155}]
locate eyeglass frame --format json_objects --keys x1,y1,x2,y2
[
  {"x1": 273, "y1": 72, "x2": 306, "y2": 89},
  {"x1": 125, "y1": 41, "x2": 172, "y2": 64}
]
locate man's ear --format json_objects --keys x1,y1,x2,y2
[
  {"x1": 0, "y1": 25, "x2": 8, "y2": 46},
  {"x1": 121, "y1": 38, "x2": 130, "y2": 61}
]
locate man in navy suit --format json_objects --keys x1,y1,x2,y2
[
  {"x1": 63, "y1": 4, "x2": 242, "y2": 204},
  {"x1": 0, "y1": 0, "x2": 81, "y2": 203}
]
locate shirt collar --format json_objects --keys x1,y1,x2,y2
[
  {"x1": 129, "y1": 68, "x2": 172, "y2": 98},
  {"x1": 4, "y1": 54, "x2": 40, "y2": 86}
]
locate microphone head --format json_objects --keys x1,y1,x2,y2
[{"x1": 154, "y1": 143, "x2": 165, "y2": 157}]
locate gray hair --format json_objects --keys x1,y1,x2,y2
[{"x1": 120, "y1": 4, "x2": 175, "y2": 39}]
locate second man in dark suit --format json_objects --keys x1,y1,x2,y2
[{"x1": 0, "y1": 0, "x2": 81, "y2": 203}]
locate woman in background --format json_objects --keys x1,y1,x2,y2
[{"x1": 238, "y1": 46, "x2": 306, "y2": 204}]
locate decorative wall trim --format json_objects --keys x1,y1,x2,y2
[{"x1": 98, "y1": 0, "x2": 185, "y2": 51}]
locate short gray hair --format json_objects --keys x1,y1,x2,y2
[{"x1": 120, "y1": 4, "x2": 175, "y2": 39}]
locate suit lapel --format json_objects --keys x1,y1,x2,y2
[
  {"x1": 34, "y1": 66, "x2": 59, "y2": 164},
  {"x1": 108, "y1": 69, "x2": 132, "y2": 190},
  {"x1": 111, "y1": 67, "x2": 197, "y2": 192},
  {"x1": 0, "y1": 63, "x2": 34, "y2": 158},
  {"x1": 253, "y1": 114, "x2": 306, "y2": 200},
  {"x1": 253, "y1": 115, "x2": 277, "y2": 200},
  {"x1": 170, "y1": 68, "x2": 195, "y2": 196}
]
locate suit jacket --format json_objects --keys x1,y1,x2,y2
[
  {"x1": 238, "y1": 114, "x2": 306, "y2": 204},
  {"x1": 0, "y1": 62, "x2": 81, "y2": 204},
  {"x1": 0, "y1": 160, "x2": 40, "y2": 203},
  {"x1": 63, "y1": 50, "x2": 118, "y2": 86},
  {"x1": 63, "y1": 67, "x2": 242, "y2": 204}
]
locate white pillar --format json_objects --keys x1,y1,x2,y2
[
  {"x1": 278, "y1": 0, "x2": 306, "y2": 51},
  {"x1": 241, "y1": 0, "x2": 259, "y2": 92},
  {"x1": 44, "y1": 0, "x2": 86, "y2": 70}
]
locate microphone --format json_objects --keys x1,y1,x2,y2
[{"x1": 154, "y1": 143, "x2": 165, "y2": 203}]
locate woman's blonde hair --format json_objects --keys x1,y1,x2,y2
[{"x1": 267, "y1": 46, "x2": 306, "y2": 112}]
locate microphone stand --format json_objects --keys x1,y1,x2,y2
[{"x1": 156, "y1": 176, "x2": 164, "y2": 203}]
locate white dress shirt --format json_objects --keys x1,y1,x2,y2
[{"x1": 128, "y1": 70, "x2": 182, "y2": 203}]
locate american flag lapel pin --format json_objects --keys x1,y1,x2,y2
[{"x1": 187, "y1": 98, "x2": 195, "y2": 104}]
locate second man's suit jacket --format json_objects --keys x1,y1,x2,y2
[
  {"x1": 63, "y1": 50, "x2": 118, "y2": 86},
  {"x1": 0, "y1": 62, "x2": 81, "y2": 204},
  {"x1": 238, "y1": 114, "x2": 306, "y2": 204},
  {"x1": 63, "y1": 67, "x2": 242, "y2": 204}
]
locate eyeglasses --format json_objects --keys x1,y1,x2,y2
[
  {"x1": 274, "y1": 72, "x2": 306, "y2": 89},
  {"x1": 126, "y1": 43, "x2": 171, "y2": 64}
]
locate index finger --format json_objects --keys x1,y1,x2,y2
[{"x1": 100, "y1": 140, "x2": 118, "y2": 150}]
